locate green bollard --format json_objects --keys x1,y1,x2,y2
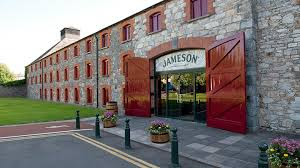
[
  {"x1": 170, "y1": 128, "x2": 181, "y2": 168},
  {"x1": 76, "y1": 110, "x2": 80, "y2": 129},
  {"x1": 125, "y1": 118, "x2": 131, "y2": 149},
  {"x1": 258, "y1": 142, "x2": 269, "y2": 168},
  {"x1": 95, "y1": 114, "x2": 101, "y2": 138}
]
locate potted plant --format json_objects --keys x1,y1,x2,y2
[
  {"x1": 267, "y1": 137, "x2": 300, "y2": 168},
  {"x1": 148, "y1": 120, "x2": 171, "y2": 143},
  {"x1": 100, "y1": 111, "x2": 117, "y2": 128}
]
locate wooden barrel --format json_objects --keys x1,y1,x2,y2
[{"x1": 106, "y1": 101, "x2": 118, "y2": 114}]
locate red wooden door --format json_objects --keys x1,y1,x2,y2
[
  {"x1": 125, "y1": 57, "x2": 151, "y2": 117},
  {"x1": 206, "y1": 32, "x2": 247, "y2": 134}
]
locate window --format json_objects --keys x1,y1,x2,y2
[
  {"x1": 102, "y1": 33, "x2": 109, "y2": 48},
  {"x1": 50, "y1": 57, "x2": 53, "y2": 65},
  {"x1": 56, "y1": 88, "x2": 60, "y2": 101},
  {"x1": 86, "y1": 40, "x2": 92, "y2": 53},
  {"x1": 40, "y1": 62, "x2": 42, "y2": 69},
  {"x1": 56, "y1": 54, "x2": 60, "y2": 64},
  {"x1": 64, "y1": 50, "x2": 68, "y2": 60},
  {"x1": 40, "y1": 89, "x2": 42, "y2": 99},
  {"x1": 102, "y1": 88, "x2": 109, "y2": 106},
  {"x1": 40, "y1": 74, "x2": 42, "y2": 83},
  {"x1": 44, "y1": 73, "x2": 47, "y2": 83},
  {"x1": 191, "y1": 0, "x2": 207, "y2": 19},
  {"x1": 150, "y1": 13, "x2": 161, "y2": 32},
  {"x1": 50, "y1": 72, "x2": 53, "y2": 83},
  {"x1": 44, "y1": 60, "x2": 47, "y2": 67},
  {"x1": 35, "y1": 76, "x2": 37, "y2": 84},
  {"x1": 102, "y1": 59, "x2": 109, "y2": 76},
  {"x1": 74, "y1": 65, "x2": 79, "y2": 80},
  {"x1": 56, "y1": 70, "x2": 60, "y2": 82},
  {"x1": 31, "y1": 66, "x2": 33, "y2": 72},
  {"x1": 44, "y1": 89, "x2": 47, "y2": 100},
  {"x1": 64, "y1": 68, "x2": 68, "y2": 81},
  {"x1": 35, "y1": 64, "x2": 37, "y2": 71},
  {"x1": 50, "y1": 89, "x2": 53, "y2": 101},
  {"x1": 74, "y1": 46, "x2": 79, "y2": 56},
  {"x1": 122, "y1": 54, "x2": 129, "y2": 75},
  {"x1": 123, "y1": 25, "x2": 131, "y2": 41},
  {"x1": 86, "y1": 87, "x2": 93, "y2": 104},
  {"x1": 64, "y1": 88, "x2": 69, "y2": 102},
  {"x1": 74, "y1": 88, "x2": 80, "y2": 104},
  {"x1": 86, "y1": 63, "x2": 92, "y2": 79}
]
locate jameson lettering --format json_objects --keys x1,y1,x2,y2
[{"x1": 162, "y1": 54, "x2": 198, "y2": 68}]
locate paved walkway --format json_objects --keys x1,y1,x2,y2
[{"x1": 86, "y1": 116, "x2": 300, "y2": 168}]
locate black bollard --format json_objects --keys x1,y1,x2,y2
[
  {"x1": 76, "y1": 110, "x2": 80, "y2": 129},
  {"x1": 258, "y1": 142, "x2": 269, "y2": 168},
  {"x1": 125, "y1": 118, "x2": 131, "y2": 149},
  {"x1": 95, "y1": 114, "x2": 101, "y2": 138},
  {"x1": 170, "y1": 128, "x2": 181, "y2": 168}
]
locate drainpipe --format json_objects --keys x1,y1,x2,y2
[{"x1": 95, "y1": 34, "x2": 99, "y2": 108}]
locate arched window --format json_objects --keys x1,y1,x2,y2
[
  {"x1": 102, "y1": 88, "x2": 109, "y2": 106},
  {"x1": 150, "y1": 13, "x2": 161, "y2": 32},
  {"x1": 50, "y1": 89, "x2": 53, "y2": 101},
  {"x1": 74, "y1": 65, "x2": 79, "y2": 80},
  {"x1": 86, "y1": 62, "x2": 92, "y2": 79},
  {"x1": 102, "y1": 33, "x2": 109, "y2": 48},
  {"x1": 64, "y1": 50, "x2": 68, "y2": 60},
  {"x1": 44, "y1": 89, "x2": 47, "y2": 100},
  {"x1": 86, "y1": 87, "x2": 93, "y2": 104},
  {"x1": 102, "y1": 59, "x2": 109, "y2": 76},
  {"x1": 64, "y1": 68, "x2": 68, "y2": 81},
  {"x1": 56, "y1": 88, "x2": 60, "y2": 101},
  {"x1": 123, "y1": 25, "x2": 131, "y2": 41},
  {"x1": 56, "y1": 54, "x2": 60, "y2": 64},
  {"x1": 56, "y1": 70, "x2": 60, "y2": 82},
  {"x1": 191, "y1": 0, "x2": 207, "y2": 19},
  {"x1": 74, "y1": 45, "x2": 79, "y2": 56},
  {"x1": 64, "y1": 88, "x2": 69, "y2": 102},
  {"x1": 74, "y1": 88, "x2": 80, "y2": 104},
  {"x1": 86, "y1": 40, "x2": 92, "y2": 53}
]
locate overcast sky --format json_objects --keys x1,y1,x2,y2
[{"x1": 0, "y1": 0, "x2": 162, "y2": 75}]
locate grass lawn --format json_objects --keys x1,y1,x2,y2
[{"x1": 0, "y1": 98, "x2": 103, "y2": 126}]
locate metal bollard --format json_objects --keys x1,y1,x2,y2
[
  {"x1": 125, "y1": 118, "x2": 131, "y2": 149},
  {"x1": 258, "y1": 142, "x2": 269, "y2": 168},
  {"x1": 170, "y1": 128, "x2": 181, "y2": 168},
  {"x1": 76, "y1": 110, "x2": 80, "y2": 129},
  {"x1": 95, "y1": 114, "x2": 101, "y2": 138}
]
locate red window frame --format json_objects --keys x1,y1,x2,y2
[
  {"x1": 50, "y1": 89, "x2": 53, "y2": 101},
  {"x1": 44, "y1": 73, "x2": 47, "y2": 83},
  {"x1": 35, "y1": 76, "x2": 37, "y2": 84},
  {"x1": 30, "y1": 66, "x2": 33, "y2": 72},
  {"x1": 123, "y1": 25, "x2": 131, "y2": 41},
  {"x1": 150, "y1": 13, "x2": 161, "y2": 32},
  {"x1": 56, "y1": 88, "x2": 60, "y2": 101},
  {"x1": 44, "y1": 89, "x2": 47, "y2": 100},
  {"x1": 191, "y1": 0, "x2": 207, "y2": 19},
  {"x1": 56, "y1": 54, "x2": 60, "y2": 64},
  {"x1": 86, "y1": 87, "x2": 93, "y2": 104},
  {"x1": 74, "y1": 46, "x2": 79, "y2": 56},
  {"x1": 86, "y1": 40, "x2": 92, "y2": 53},
  {"x1": 44, "y1": 60, "x2": 47, "y2": 67},
  {"x1": 64, "y1": 88, "x2": 69, "y2": 102},
  {"x1": 102, "y1": 59, "x2": 109, "y2": 76},
  {"x1": 35, "y1": 64, "x2": 37, "y2": 71},
  {"x1": 50, "y1": 71, "x2": 53, "y2": 83},
  {"x1": 64, "y1": 68, "x2": 68, "y2": 81},
  {"x1": 40, "y1": 74, "x2": 42, "y2": 84},
  {"x1": 50, "y1": 57, "x2": 53, "y2": 65},
  {"x1": 102, "y1": 33, "x2": 108, "y2": 48},
  {"x1": 64, "y1": 50, "x2": 68, "y2": 60},
  {"x1": 102, "y1": 88, "x2": 109, "y2": 106},
  {"x1": 56, "y1": 70, "x2": 60, "y2": 82},
  {"x1": 74, "y1": 87, "x2": 80, "y2": 104},
  {"x1": 74, "y1": 65, "x2": 79, "y2": 80},
  {"x1": 40, "y1": 62, "x2": 42, "y2": 69},
  {"x1": 86, "y1": 63, "x2": 92, "y2": 79},
  {"x1": 40, "y1": 89, "x2": 42, "y2": 99}
]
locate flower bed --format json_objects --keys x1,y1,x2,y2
[
  {"x1": 267, "y1": 137, "x2": 300, "y2": 168},
  {"x1": 100, "y1": 111, "x2": 117, "y2": 128},
  {"x1": 148, "y1": 120, "x2": 170, "y2": 143}
]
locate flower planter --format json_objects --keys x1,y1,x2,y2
[
  {"x1": 103, "y1": 120, "x2": 116, "y2": 128},
  {"x1": 150, "y1": 133, "x2": 169, "y2": 143},
  {"x1": 269, "y1": 163, "x2": 298, "y2": 168}
]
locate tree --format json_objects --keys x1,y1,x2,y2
[{"x1": 0, "y1": 63, "x2": 15, "y2": 84}]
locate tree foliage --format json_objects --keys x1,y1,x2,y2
[
  {"x1": 0, "y1": 63, "x2": 15, "y2": 84},
  {"x1": 170, "y1": 72, "x2": 206, "y2": 88}
]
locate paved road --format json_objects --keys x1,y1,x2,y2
[{"x1": 0, "y1": 130, "x2": 214, "y2": 168}]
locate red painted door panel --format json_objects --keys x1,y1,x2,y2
[
  {"x1": 125, "y1": 57, "x2": 151, "y2": 117},
  {"x1": 206, "y1": 32, "x2": 247, "y2": 134}
]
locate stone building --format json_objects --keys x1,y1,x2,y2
[{"x1": 26, "y1": 0, "x2": 300, "y2": 134}]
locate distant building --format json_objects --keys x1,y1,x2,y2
[{"x1": 25, "y1": 0, "x2": 300, "y2": 134}]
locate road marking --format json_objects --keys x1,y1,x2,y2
[
  {"x1": 72, "y1": 133, "x2": 159, "y2": 168},
  {"x1": 0, "y1": 129, "x2": 92, "y2": 142},
  {"x1": 45, "y1": 125, "x2": 70, "y2": 129}
]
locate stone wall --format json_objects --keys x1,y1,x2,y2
[
  {"x1": 256, "y1": 0, "x2": 300, "y2": 133},
  {"x1": 0, "y1": 85, "x2": 26, "y2": 97}
]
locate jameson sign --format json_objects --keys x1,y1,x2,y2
[{"x1": 155, "y1": 50, "x2": 205, "y2": 72}]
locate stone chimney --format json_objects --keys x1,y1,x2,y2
[{"x1": 60, "y1": 27, "x2": 80, "y2": 40}]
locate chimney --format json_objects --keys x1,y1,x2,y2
[{"x1": 60, "y1": 27, "x2": 80, "y2": 40}]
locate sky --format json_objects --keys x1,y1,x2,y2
[{"x1": 0, "y1": 0, "x2": 162, "y2": 76}]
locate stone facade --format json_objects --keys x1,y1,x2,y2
[
  {"x1": 26, "y1": 0, "x2": 300, "y2": 133},
  {"x1": 0, "y1": 85, "x2": 26, "y2": 97}
]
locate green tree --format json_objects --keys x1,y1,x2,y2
[
  {"x1": 0, "y1": 63, "x2": 15, "y2": 84},
  {"x1": 170, "y1": 73, "x2": 206, "y2": 88}
]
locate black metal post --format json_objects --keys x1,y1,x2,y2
[
  {"x1": 95, "y1": 114, "x2": 101, "y2": 138},
  {"x1": 125, "y1": 118, "x2": 131, "y2": 149},
  {"x1": 170, "y1": 128, "x2": 181, "y2": 168},
  {"x1": 258, "y1": 143, "x2": 269, "y2": 168},
  {"x1": 76, "y1": 110, "x2": 80, "y2": 129}
]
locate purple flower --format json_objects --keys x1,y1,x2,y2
[{"x1": 104, "y1": 111, "x2": 114, "y2": 118}]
